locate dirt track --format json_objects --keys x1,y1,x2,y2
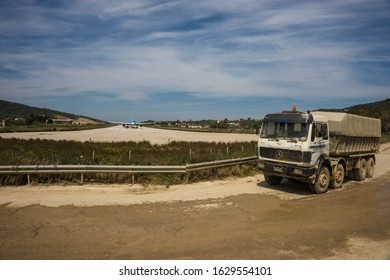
[
  {"x1": 1, "y1": 173, "x2": 390, "y2": 260},
  {"x1": 0, "y1": 134, "x2": 389, "y2": 259}
]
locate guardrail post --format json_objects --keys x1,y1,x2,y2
[
  {"x1": 27, "y1": 174, "x2": 31, "y2": 186},
  {"x1": 81, "y1": 173, "x2": 84, "y2": 185},
  {"x1": 185, "y1": 164, "x2": 189, "y2": 183},
  {"x1": 132, "y1": 173, "x2": 135, "y2": 185}
]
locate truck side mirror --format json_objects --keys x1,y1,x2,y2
[
  {"x1": 311, "y1": 125, "x2": 316, "y2": 142},
  {"x1": 321, "y1": 124, "x2": 328, "y2": 140},
  {"x1": 255, "y1": 125, "x2": 259, "y2": 135}
]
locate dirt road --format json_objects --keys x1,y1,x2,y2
[{"x1": 0, "y1": 143, "x2": 389, "y2": 260}]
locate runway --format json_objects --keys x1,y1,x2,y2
[{"x1": 0, "y1": 125, "x2": 258, "y2": 144}]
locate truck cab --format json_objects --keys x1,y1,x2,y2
[{"x1": 257, "y1": 108, "x2": 325, "y2": 185}]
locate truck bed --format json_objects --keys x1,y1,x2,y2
[
  {"x1": 329, "y1": 135, "x2": 380, "y2": 156},
  {"x1": 313, "y1": 111, "x2": 381, "y2": 156},
  {"x1": 313, "y1": 111, "x2": 381, "y2": 137}
]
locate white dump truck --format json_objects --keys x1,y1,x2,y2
[{"x1": 257, "y1": 107, "x2": 381, "y2": 194}]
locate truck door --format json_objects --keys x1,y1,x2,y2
[{"x1": 310, "y1": 123, "x2": 329, "y2": 164}]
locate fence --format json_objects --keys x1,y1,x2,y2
[{"x1": 0, "y1": 156, "x2": 258, "y2": 185}]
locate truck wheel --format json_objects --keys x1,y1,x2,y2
[
  {"x1": 310, "y1": 165, "x2": 330, "y2": 194},
  {"x1": 264, "y1": 174, "x2": 283, "y2": 185},
  {"x1": 354, "y1": 158, "x2": 367, "y2": 181},
  {"x1": 330, "y1": 164, "x2": 344, "y2": 189},
  {"x1": 366, "y1": 157, "x2": 375, "y2": 178}
]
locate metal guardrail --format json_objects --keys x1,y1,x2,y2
[
  {"x1": 0, "y1": 165, "x2": 187, "y2": 174},
  {"x1": 186, "y1": 156, "x2": 257, "y2": 171},
  {"x1": 0, "y1": 156, "x2": 258, "y2": 184}
]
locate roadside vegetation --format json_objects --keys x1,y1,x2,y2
[
  {"x1": 0, "y1": 138, "x2": 258, "y2": 186},
  {"x1": 0, "y1": 123, "x2": 114, "y2": 133},
  {"x1": 147, "y1": 125, "x2": 256, "y2": 134},
  {"x1": 380, "y1": 134, "x2": 390, "y2": 143},
  {"x1": 145, "y1": 118, "x2": 261, "y2": 134}
]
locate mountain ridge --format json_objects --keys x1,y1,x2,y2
[{"x1": 0, "y1": 99, "x2": 104, "y2": 124}]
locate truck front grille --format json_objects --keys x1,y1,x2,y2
[{"x1": 260, "y1": 147, "x2": 311, "y2": 163}]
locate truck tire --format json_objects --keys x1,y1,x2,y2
[
  {"x1": 264, "y1": 174, "x2": 283, "y2": 185},
  {"x1": 330, "y1": 164, "x2": 344, "y2": 189},
  {"x1": 354, "y1": 158, "x2": 367, "y2": 181},
  {"x1": 310, "y1": 165, "x2": 330, "y2": 194},
  {"x1": 366, "y1": 157, "x2": 375, "y2": 178}
]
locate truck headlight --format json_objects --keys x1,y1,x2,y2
[
  {"x1": 258, "y1": 162, "x2": 265, "y2": 169},
  {"x1": 293, "y1": 169, "x2": 303, "y2": 175}
]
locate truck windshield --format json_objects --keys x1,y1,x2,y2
[{"x1": 260, "y1": 121, "x2": 308, "y2": 141}]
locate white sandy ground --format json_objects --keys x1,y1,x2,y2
[
  {"x1": 0, "y1": 125, "x2": 258, "y2": 144},
  {"x1": 1, "y1": 143, "x2": 389, "y2": 208}
]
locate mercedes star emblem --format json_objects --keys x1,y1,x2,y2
[{"x1": 275, "y1": 150, "x2": 283, "y2": 159}]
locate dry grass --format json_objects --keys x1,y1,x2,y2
[{"x1": 0, "y1": 138, "x2": 258, "y2": 186}]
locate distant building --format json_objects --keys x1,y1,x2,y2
[
  {"x1": 188, "y1": 125, "x2": 202, "y2": 129},
  {"x1": 72, "y1": 121, "x2": 86, "y2": 125}
]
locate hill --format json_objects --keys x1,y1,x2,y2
[
  {"x1": 318, "y1": 98, "x2": 390, "y2": 133},
  {"x1": 0, "y1": 99, "x2": 104, "y2": 124}
]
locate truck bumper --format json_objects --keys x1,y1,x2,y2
[{"x1": 258, "y1": 160, "x2": 317, "y2": 182}]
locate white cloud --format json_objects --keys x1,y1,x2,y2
[{"x1": 0, "y1": 0, "x2": 389, "y2": 119}]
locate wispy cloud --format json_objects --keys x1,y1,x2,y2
[{"x1": 0, "y1": 0, "x2": 389, "y2": 120}]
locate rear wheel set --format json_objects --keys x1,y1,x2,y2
[{"x1": 347, "y1": 157, "x2": 375, "y2": 182}]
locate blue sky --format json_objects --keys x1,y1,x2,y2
[{"x1": 0, "y1": 0, "x2": 389, "y2": 122}]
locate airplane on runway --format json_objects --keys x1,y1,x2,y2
[{"x1": 122, "y1": 119, "x2": 143, "y2": 129}]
